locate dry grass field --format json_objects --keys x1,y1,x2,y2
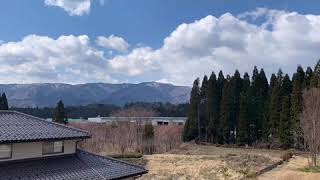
[
  {"x1": 258, "y1": 156, "x2": 320, "y2": 180},
  {"x1": 138, "y1": 143, "x2": 284, "y2": 180}
]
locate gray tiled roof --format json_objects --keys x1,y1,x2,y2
[
  {"x1": 0, "y1": 150, "x2": 147, "y2": 180},
  {"x1": 0, "y1": 111, "x2": 90, "y2": 143}
]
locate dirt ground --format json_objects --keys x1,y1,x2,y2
[
  {"x1": 138, "y1": 143, "x2": 284, "y2": 180},
  {"x1": 258, "y1": 156, "x2": 320, "y2": 180}
]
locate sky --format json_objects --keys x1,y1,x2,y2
[{"x1": 0, "y1": 0, "x2": 320, "y2": 86}]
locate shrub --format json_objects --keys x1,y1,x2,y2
[{"x1": 281, "y1": 150, "x2": 294, "y2": 162}]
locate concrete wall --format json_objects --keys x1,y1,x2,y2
[{"x1": 0, "y1": 140, "x2": 77, "y2": 162}]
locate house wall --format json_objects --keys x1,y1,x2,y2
[{"x1": 0, "y1": 140, "x2": 77, "y2": 162}]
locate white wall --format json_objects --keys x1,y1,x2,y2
[{"x1": 0, "y1": 140, "x2": 77, "y2": 162}]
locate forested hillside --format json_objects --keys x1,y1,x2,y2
[
  {"x1": 183, "y1": 60, "x2": 320, "y2": 149},
  {"x1": 12, "y1": 102, "x2": 188, "y2": 119}
]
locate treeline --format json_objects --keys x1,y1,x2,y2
[
  {"x1": 124, "y1": 102, "x2": 188, "y2": 117},
  {"x1": 183, "y1": 60, "x2": 320, "y2": 149},
  {"x1": 0, "y1": 93, "x2": 9, "y2": 110},
  {"x1": 11, "y1": 102, "x2": 188, "y2": 119},
  {"x1": 12, "y1": 104, "x2": 119, "y2": 119}
]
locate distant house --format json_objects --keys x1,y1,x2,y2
[
  {"x1": 88, "y1": 116, "x2": 187, "y2": 126},
  {"x1": 0, "y1": 111, "x2": 147, "y2": 179}
]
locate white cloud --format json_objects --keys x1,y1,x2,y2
[
  {"x1": 0, "y1": 35, "x2": 115, "y2": 84},
  {"x1": 96, "y1": 35, "x2": 130, "y2": 53},
  {"x1": 108, "y1": 9, "x2": 320, "y2": 85},
  {"x1": 44, "y1": 0, "x2": 91, "y2": 16},
  {"x1": 1, "y1": 9, "x2": 320, "y2": 85}
]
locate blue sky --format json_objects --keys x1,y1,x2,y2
[
  {"x1": 1, "y1": 0, "x2": 319, "y2": 47},
  {"x1": 0, "y1": 0, "x2": 319, "y2": 85}
]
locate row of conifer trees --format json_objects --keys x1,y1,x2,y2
[{"x1": 183, "y1": 60, "x2": 320, "y2": 149}]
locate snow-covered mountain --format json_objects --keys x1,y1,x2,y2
[{"x1": 0, "y1": 82, "x2": 190, "y2": 107}]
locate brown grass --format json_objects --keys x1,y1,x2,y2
[
  {"x1": 258, "y1": 156, "x2": 320, "y2": 180},
  {"x1": 70, "y1": 122, "x2": 183, "y2": 155},
  {"x1": 139, "y1": 143, "x2": 284, "y2": 180}
]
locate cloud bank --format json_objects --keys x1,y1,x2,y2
[{"x1": 1, "y1": 8, "x2": 320, "y2": 85}]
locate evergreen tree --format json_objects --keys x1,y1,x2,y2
[
  {"x1": 183, "y1": 78, "x2": 200, "y2": 141},
  {"x1": 269, "y1": 69, "x2": 283, "y2": 140},
  {"x1": 0, "y1": 93, "x2": 9, "y2": 110},
  {"x1": 207, "y1": 72, "x2": 219, "y2": 143},
  {"x1": 200, "y1": 75, "x2": 209, "y2": 141},
  {"x1": 314, "y1": 59, "x2": 320, "y2": 75},
  {"x1": 219, "y1": 75, "x2": 233, "y2": 144},
  {"x1": 257, "y1": 69, "x2": 270, "y2": 140},
  {"x1": 270, "y1": 73, "x2": 277, "y2": 90},
  {"x1": 54, "y1": 100, "x2": 67, "y2": 124},
  {"x1": 216, "y1": 71, "x2": 225, "y2": 142},
  {"x1": 237, "y1": 73, "x2": 250, "y2": 145},
  {"x1": 248, "y1": 66, "x2": 259, "y2": 143},
  {"x1": 282, "y1": 74, "x2": 292, "y2": 96},
  {"x1": 304, "y1": 66, "x2": 313, "y2": 88},
  {"x1": 310, "y1": 59, "x2": 320, "y2": 87},
  {"x1": 291, "y1": 66, "x2": 305, "y2": 148},
  {"x1": 217, "y1": 70, "x2": 225, "y2": 109},
  {"x1": 229, "y1": 70, "x2": 242, "y2": 143},
  {"x1": 279, "y1": 96, "x2": 293, "y2": 149}
]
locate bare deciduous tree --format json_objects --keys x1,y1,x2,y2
[
  {"x1": 111, "y1": 107, "x2": 157, "y2": 154},
  {"x1": 300, "y1": 88, "x2": 320, "y2": 167},
  {"x1": 71, "y1": 107, "x2": 184, "y2": 155},
  {"x1": 155, "y1": 125, "x2": 183, "y2": 153}
]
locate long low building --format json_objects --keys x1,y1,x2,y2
[{"x1": 87, "y1": 116, "x2": 187, "y2": 126}]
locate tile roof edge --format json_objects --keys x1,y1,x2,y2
[
  {"x1": 77, "y1": 149, "x2": 148, "y2": 172},
  {"x1": 0, "y1": 152, "x2": 76, "y2": 165},
  {"x1": 6, "y1": 110, "x2": 91, "y2": 138}
]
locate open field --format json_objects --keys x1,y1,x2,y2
[
  {"x1": 258, "y1": 156, "x2": 320, "y2": 180},
  {"x1": 72, "y1": 123, "x2": 320, "y2": 179},
  {"x1": 136, "y1": 143, "x2": 285, "y2": 180}
]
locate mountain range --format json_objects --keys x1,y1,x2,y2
[{"x1": 0, "y1": 82, "x2": 191, "y2": 107}]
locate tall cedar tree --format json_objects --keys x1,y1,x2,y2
[
  {"x1": 282, "y1": 74, "x2": 292, "y2": 98},
  {"x1": 257, "y1": 69, "x2": 270, "y2": 140},
  {"x1": 304, "y1": 67, "x2": 313, "y2": 88},
  {"x1": 279, "y1": 74, "x2": 292, "y2": 147},
  {"x1": 279, "y1": 95, "x2": 293, "y2": 149},
  {"x1": 230, "y1": 70, "x2": 242, "y2": 144},
  {"x1": 291, "y1": 66, "x2": 305, "y2": 148},
  {"x1": 183, "y1": 78, "x2": 200, "y2": 141},
  {"x1": 270, "y1": 74, "x2": 277, "y2": 90},
  {"x1": 216, "y1": 71, "x2": 225, "y2": 142},
  {"x1": 310, "y1": 59, "x2": 320, "y2": 87},
  {"x1": 237, "y1": 73, "x2": 250, "y2": 145},
  {"x1": 0, "y1": 93, "x2": 9, "y2": 110},
  {"x1": 269, "y1": 69, "x2": 283, "y2": 140},
  {"x1": 219, "y1": 75, "x2": 233, "y2": 144},
  {"x1": 199, "y1": 75, "x2": 209, "y2": 141},
  {"x1": 207, "y1": 72, "x2": 219, "y2": 143},
  {"x1": 54, "y1": 100, "x2": 68, "y2": 124},
  {"x1": 248, "y1": 66, "x2": 260, "y2": 143}
]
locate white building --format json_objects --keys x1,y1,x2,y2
[{"x1": 88, "y1": 116, "x2": 187, "y2": 126}]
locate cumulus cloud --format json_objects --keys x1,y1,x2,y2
[
  {"x1": 96, "y1": 35, "x2": 130, "y2": 53},
  {"x1": 0, "y1": 35, "x2": 114, "y2": 84},
  {"x1": 108, "y1": 8, "x2": 320, "y2": 85},
  {"x1": 44, "y1": 0, "x2": 91, "y2": 16},
  {"x1": 1, "y1": 9, "x2": 320, "y2": 85}
]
